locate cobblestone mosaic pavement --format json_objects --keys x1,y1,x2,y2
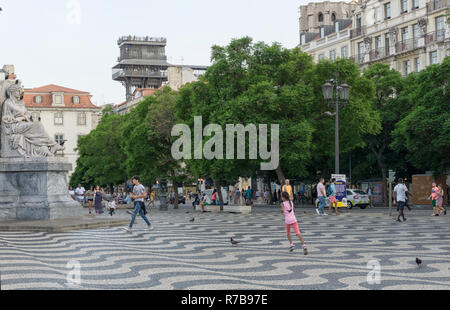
[{"x1": 1, "y1": 207, "x2": 449, "y2": 290}]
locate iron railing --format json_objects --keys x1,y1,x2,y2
[
  {"x1": 396, "y1": 38, "x2": 420, "y2": 53},
  {"x1": 426, "y1": 0, "x2": 449, "y2": 12},
  {"x1": 350, "y1": 26, "x2": 367, "y2": 39},
  {"x1": 112, "y1": 69, "x2": 167, "y2": 80},
  {"x1": 425, "y1": 29, "x2": 446, "y2": 44}
]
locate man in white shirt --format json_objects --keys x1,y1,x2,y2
[
  {"x1": 75, "y1": 184, "x2": 86, "y2": 204},
  {"x1": 394, "y1": 178, "x2": 408, "y2": 222},
  {"x1": 316, "y1": 178, "x2": 327, "y2": 216}
]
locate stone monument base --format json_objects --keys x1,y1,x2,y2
[{"x1": 0, "y1": 157, "x2": 83, "y2": 221}]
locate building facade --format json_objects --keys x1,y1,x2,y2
[
  {"x1": 23, "y1": 84, "x2": 102, "y2": 176},
  {"x1": 299, "y1": 0, "x2": 450, "y2": 76},
  {"x1": 299, "y1": 1, "x2": 360, "y2": 62},
  {"x1": 114, "y1": 88, "x2": 158, "y2": 115},
  {"x1": 166, "y1": 65, "x2": 207, "y2": 91},
  {"x1": 350, "y1": 0, "x2": 450, "y2": 75}
]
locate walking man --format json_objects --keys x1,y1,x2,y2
[
  {"x1": 316, "y1": 178, "x2": 327, "y2": 216},
  {"x1": 393, "y1": 178, "x2": 408, "y2": 222},
  {"x1": 124, "y1": 176, "x2": 153, "y2": 233}
]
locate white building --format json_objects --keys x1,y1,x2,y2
[
  {"x1": 23, "y1": 84, "x2": 102, "y2": 176},
  {"x1": 350, "y1": 0, "x2": 450, "y2": 75}
]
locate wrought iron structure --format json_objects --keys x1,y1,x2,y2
[{"x1": 112, "y1": 36, "x2": 170, "y2": 101}]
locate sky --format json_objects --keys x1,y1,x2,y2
[{"x1": 0, "y1": 0, "x2": 318, "y2": 105}]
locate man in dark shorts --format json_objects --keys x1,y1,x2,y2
[{"x1": 394, "y1": 178, "x2": 408, "y2": 222}]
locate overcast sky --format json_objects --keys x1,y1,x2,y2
[{"x1": 0, "y1": 0, "x2": 319, "y2": 105}]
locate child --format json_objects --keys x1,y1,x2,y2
[
  {"x1": 281, "y1": 191, "x2": 308, "y2": 255},
  {"x1": 429, "y1": 182, "x2": 439, "y2": 216},
  {"x1": 108, "y1": 199, "x2": 116, "y2": 216}
]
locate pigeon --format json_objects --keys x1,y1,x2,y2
[
  {"x1": 230, "y1": 238, "x2": 240, "y2": 246},
  {"x1": 190, "y1": 217, "x2": 195, "y2": 223},
  {"x1": 416, "y1": 258, "x2": 422, "y2": 267}
]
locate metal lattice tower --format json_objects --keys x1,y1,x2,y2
[{"x1": 112, "y1": 36, "x2": 169, "y2": 102}]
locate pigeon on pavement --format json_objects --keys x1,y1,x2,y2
[
  {"x1": 416, "y1": 258, "x2": 422, "y2": 267},
  {"x1": 230, "y1": 238, "x2": 240, "y2": 246}
]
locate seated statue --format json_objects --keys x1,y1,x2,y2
[{"x1": 1, "y1": 81, "x2": 64, "y2": 158}]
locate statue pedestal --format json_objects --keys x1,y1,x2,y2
[{"x1": 0, "y1": 157, "x2": 83, "y2": 221}]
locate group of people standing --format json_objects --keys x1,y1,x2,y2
[{"x1": 69, "y1": 184, "x2": 108, "y2": 215}]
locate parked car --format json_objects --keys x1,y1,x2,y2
[{"x1": 346, "y1": 189, "x2": 370, "y2": 209}]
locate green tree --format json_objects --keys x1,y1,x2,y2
[
  {"x1": 71, "y1": 112, "x2": 127, "y2": 190},
  {"x1": 123, "y1": 87, "x2": 189, "y2": 209},
  {"x1": 392, "y1": 56, "x2": 450, "y2": 174}
]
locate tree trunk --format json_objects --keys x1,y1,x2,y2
[
  {"x1": 171, "y1": 170, "x2": 179, "y2": 209},
  {"x1": 266, "y1": 173, "x2": 273, "y2": 205},
  {"x1": 275, "y1": 165, "x2": 286, "y2": 186},
  {"x1": 214, "y1": 180, "x2": 224, "y2": 211},
  {"x1": 371, "y1": 145, "x2": 387, "y2": 206}
]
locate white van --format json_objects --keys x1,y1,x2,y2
[{"x1": 203, "y1": 188, "x2": 229, "y2": 205}]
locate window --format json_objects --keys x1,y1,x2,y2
[
  {"x1": 34, "y1": 96, "x2": 42, "y2": 104},
  {"x1": 31, "y1": 112, "x2": 40, "y2": 122},
  {"x1": 318, "y1": 54, "x2": 325, "y2": 61},
  {"x1": 331, "y1": 13, "x2": 336, "y2": 22},
  {"x1": 436, "y1": 16, "x2": 445, "y2": 39},
  {"x1": 329, "y1": 50, "x2": 336, "y2": 61},
  {"x1": 318, "y1": 13, "x2": 324, "y2": 23},
  {"x1": 430, "y1": 51, "x2": 438, "y2": 64},
  {"x1": 358, "y1": 42, "x2": 365, "y2": 62},
  {"x1": 55, "y1": 134, "x2": 64, "y2": 145},
  {"x1": 54, "y1": 95, "x2": 63, "y2": 105},
  {"x1": 375, "y1": 36, "x2": 382, "y2": 50},
  {"x1": 401, "y1": 27, "x2": 409, "y2": 42},
  {"x1": 385, "y1": 33, "x2": 391, "y2": 55},
  {"x1": 54, "y1": 112, "x2": 63, "y2": 125},
  {"x1": 356, "y1": 14, "x2": 362, "y2": 29},
  {"x1": 413, "y1": 24, "x2": 420, "y2": 40},
  {"x1": 415, "y1": 58, "x2": 420, "y2": 72},
  {"x1": 404, "y1": 60, "x2": 411, "y2": 75},
  {"x1": 341, "y1": 46, "x2": 348, "y2": 59},
  {"x1": 384, "y1": 3, "x2": 391, "y2": 19},
  {"x1": 375, "y1": 7, "x2": 382, "y2": 22},
  {"x1": 413, "y1": 0, "x2": 419, "y2": 9},
  {"x1": 77, "y1": 112, "x2": 87, "y2": 126},
  {"x1": 72, "y1": 96, "x2": 80, "y2": 104},
  {"x1": 401, "y1": 0, "x2": 408, "y2": 13}
]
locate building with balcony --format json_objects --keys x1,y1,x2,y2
[
  {"x1": 350, "y1": 0, "x2": 450, "y2": 75},
  {"x1": 112, "y1": 36, "x2": 170, "y2": 101},
  {"x1": 299, "y1": 1, "x2": 361, "y2": 62},
  {"x1": 23, "y1": 84, "x2": 102, "y2": 176}
]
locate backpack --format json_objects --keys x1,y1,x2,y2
[{"x1": 326, "y1": 185, "x2": 332, "y2": 196}]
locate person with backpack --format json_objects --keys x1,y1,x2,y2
[{"x1": 327, "y1": 178, "x2": 339, "y2": 215}]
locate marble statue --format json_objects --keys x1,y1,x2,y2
[
  {"x1": 0, "y1": 65, "x2": 82, "y2": 221},
  {"x1": 1, "y1": 80, "x2": 64, "y2": 158}
]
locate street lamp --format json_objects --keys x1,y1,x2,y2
[{"x1": 322, "y1": 72, "x2": 350, "y2": 175}]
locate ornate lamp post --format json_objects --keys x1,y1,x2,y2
[{"x1": 322, "y1": 72, "x2": 350, "y2": 175}]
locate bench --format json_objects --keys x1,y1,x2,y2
[
  {"x1": 195, "y1": 205, "x2": 221, "y2": 213},
  {"x1": 223, "y1": 205, "x2": 252, "y2": 214}
]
